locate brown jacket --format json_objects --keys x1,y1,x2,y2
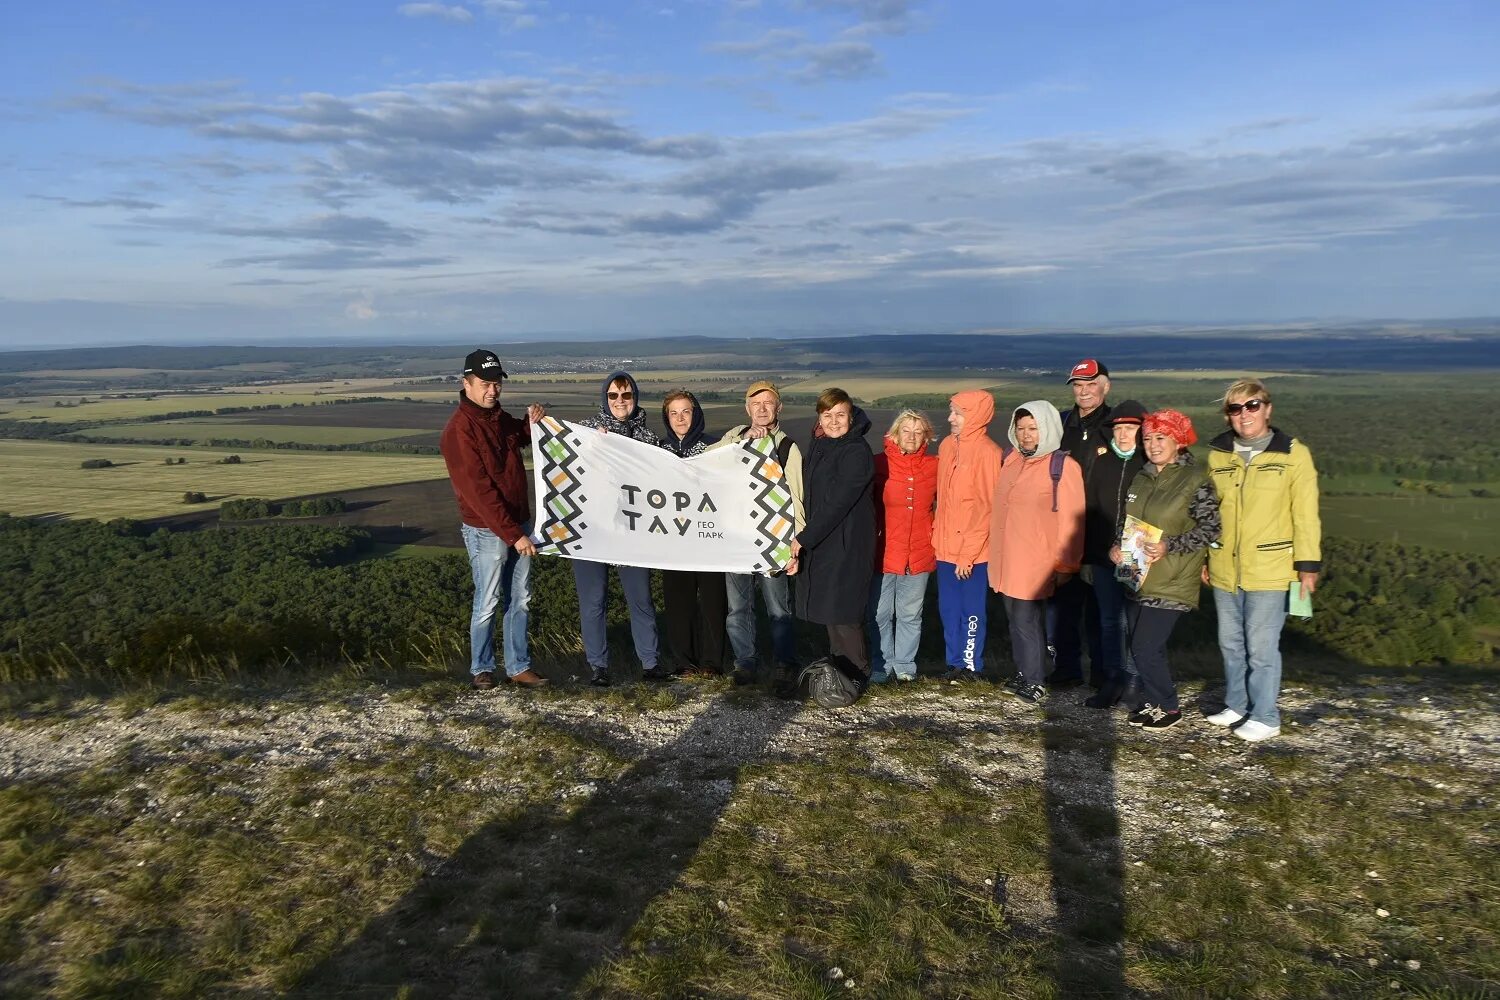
[{"x1": 439, "y1": 393, "x2": 531, "y2": 545}]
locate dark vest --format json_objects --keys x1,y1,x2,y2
[{"x1": 1125, "y1": 460, "x2": 1209, "y2": 609}]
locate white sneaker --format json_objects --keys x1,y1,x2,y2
[
  {"x1": 1234, "y1": 720, "x2": 1281, "y2": 742},
  {"x1": 1205, "y1": 708, "x2": 1245, "y2": 727}
]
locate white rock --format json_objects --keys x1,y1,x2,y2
[{"x1": 1376, "y1": 908, "x2": 1390, "y2": 918}]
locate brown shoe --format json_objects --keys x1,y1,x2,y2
[
  {"x1": 471, "y1": 671, "x2": 496, "y2": 690},
  {"x1": 508, "y1": 669, "x2": 549, "y2": 688}
]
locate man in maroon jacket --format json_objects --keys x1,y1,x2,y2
[{"x1": 440, "y1": 349, "x2": 548, "y2": 689}]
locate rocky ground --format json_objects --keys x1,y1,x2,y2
[{"x1": 2, "y1": 670, "x2": 1497, "y2": 998}]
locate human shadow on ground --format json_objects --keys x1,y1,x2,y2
[
  {"x1": 1040, "y1": 698, "x2": 1127, "y2": 997},
  {"x1": 288, "y1": 691, "x2": 800, "y2": 999}
]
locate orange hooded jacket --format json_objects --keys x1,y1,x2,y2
[{"x1": 933, "y1": 390, "x2": 1003, "y2": 568}]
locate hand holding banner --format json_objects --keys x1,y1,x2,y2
[{"x1": 531, "y1": 416, "x2": 796, "y2": 573}]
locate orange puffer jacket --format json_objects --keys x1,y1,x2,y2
[
  {"x1": 874, "y1": 436, "x2": 938, "y2": 575},
  {"x1": 933, "y1": 390, "x2": 1003, "y2": 567}
]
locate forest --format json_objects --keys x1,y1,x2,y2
[{"x1": 0, "y1": 514, "x2": 1491, "y2": 687}]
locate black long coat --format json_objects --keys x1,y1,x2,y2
[{"x1": 794, "y1": 407, "x2": 876, "y2": 625}]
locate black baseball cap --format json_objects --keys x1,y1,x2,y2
[{"x1": 463, "y1": 349, "x2": 508, "y2": 382}]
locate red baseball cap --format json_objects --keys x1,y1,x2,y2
[{"x1": 1066, "y1": 358, "x2": 1110, "y2": 383}]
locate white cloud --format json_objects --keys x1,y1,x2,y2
[{"x1": 397, "y1": 3, "x2": 474, "y2": 23}]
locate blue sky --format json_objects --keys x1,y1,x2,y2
[{"x1": 3, "y1": 0, "x2": 1499, "y2": 346}]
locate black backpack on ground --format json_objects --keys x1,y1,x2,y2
[{"x1": 796, "y1": 656, "x2": 867, "y2": 709}]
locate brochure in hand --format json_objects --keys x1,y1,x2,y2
[
  {"x1": 1115, "y1": 515, "x2": 1162, "y2": 592},
  {"x1": 1288, "y1": 580, "x2": 1313, "y2": 618}
]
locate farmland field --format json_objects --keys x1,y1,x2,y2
[
  {"x1": 1320, "y1": 494, "x2": 1499, "y2": 556},
  {"x1": 75, "y1": 420, "x2": 435, "y2": 446},
  {"x1": 0, "y1": 392, "x2": 392, "y2": 423},
  {"x1": 0, "y1": 440, "x2": 445, "y2": 521}
]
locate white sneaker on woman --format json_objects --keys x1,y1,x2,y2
[
  {"x1": 1234, "y1": 719, "x2": 1280, "y2": 742},
  {"x1": 1205, "y1": 708, "x2": 1245, "y2": 727}
]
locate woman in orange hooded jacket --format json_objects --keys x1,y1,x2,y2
[
  {"x1": 989, "y1": 399, "x2": 1086, "y2": 704},
  {"x1": 932, "y1": 390, "x2": 1003, "y2": 679}
]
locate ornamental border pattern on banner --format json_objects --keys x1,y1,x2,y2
[
  {"x1": 742, "y1": 435, "x2": 795, "y2": 573},
  {"x1": 534, "y1": 416, "x2": 588, "y2": 556}
]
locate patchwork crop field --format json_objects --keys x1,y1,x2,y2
[
  {"x1": 0, "y1": 441, "x2": 446, "y2": 521},
  {"x1": 75, "y1": 420, "x2": 435, "y2": 446}
]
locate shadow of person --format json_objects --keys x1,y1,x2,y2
[
  {"x1": 289, "y1": 691, "x2": 801, "y2": 999},
  {"x1": 1040, "y1": 700, "x2": 1127, "y2": 997}
]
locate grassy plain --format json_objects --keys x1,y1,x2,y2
[
  {"x1": 1321, "y1": 494, "x2": 1499, "y2": 555},
  {"x1": 0, "y1": 441, "x2": 445, "y2": 521},
  {"x1": 77, "y1": 420, "x2": 433, "y2": 446}
]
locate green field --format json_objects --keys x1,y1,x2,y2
[
  {"x1": 77, "y1": 420, "x2": 432, "y2": 446},
  {"x1": 1322, "y1": 494, "x2": 1499, "y2": 555},
  {"x1": 0, "y1": 440, "x2": 445, "y2": 521},
  {"x1": 0, "y1": 392, "x2": 394, "y2": 423}
]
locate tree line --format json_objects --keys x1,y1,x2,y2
[{"x1": 0, "y1": 515, "x2": 1491, "y2": 687}]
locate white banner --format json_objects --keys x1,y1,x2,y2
[{"x1": 530, "y1": 417, "x2": 796, "y2": 573}]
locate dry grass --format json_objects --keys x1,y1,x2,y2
[{"x1": 1, "y1": 668, "x2": 1494, "y2": 999}]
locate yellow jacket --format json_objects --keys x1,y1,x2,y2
[{"x1": 1205, "y1": 428, "x2": 1322, "y2": 592}]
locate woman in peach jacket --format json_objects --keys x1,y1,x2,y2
[
  {"x1": 989, "y1": 399, "x2": 1086, "y2": 704},
  {"x1": 932, "y1": 389, "x2": 1003, "y2": 680}
]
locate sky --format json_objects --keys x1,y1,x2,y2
[{"x1": 2, "y1": 0, "x2": 1499, "y2": 347}]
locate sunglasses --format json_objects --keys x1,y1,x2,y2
[
  {"x1": 607, "y1": 391, "x2": 635, "y2": 401},
  {"x1": 1224, "y1": 399, "x2": 1267, "y2": 416}
]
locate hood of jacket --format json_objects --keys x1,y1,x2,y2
[
  {"x1": 1007, "y1": 399, "x2": 1065, "y2": 456},
  {"x1": 810, "y1": 404, "x2": 873, "y2": 444},
  {"x1": 597, "y1": 370, "x2": 642, "y2": 420},
  {"x1": 660, "y1": 391, "x2": 717, "y2": 455},
  {"x1": 949, "y1": 389, "x2": 995, "y2": 442}
]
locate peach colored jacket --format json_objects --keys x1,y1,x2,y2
[
  {"x1": 987, "y1": 400, "x2": 1086, "y2": 600},
  {"x1": 933, "y1": 390, "x2": 1003, "y2": 568}
]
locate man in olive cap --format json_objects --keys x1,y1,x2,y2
[{"x1": 712, "y1": 379, "x2": 805, "y2": 685}]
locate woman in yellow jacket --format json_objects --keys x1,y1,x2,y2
[{"x1": 1203, "y1": 378, "x2": 1321, "y2": 743}]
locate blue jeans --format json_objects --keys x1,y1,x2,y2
[
  {"x1": 868, "y1": 572, "x2": 930, "y2": 681},
  {"x1": 461, "y1": 523, "x2": 531, "y2": 678},
  {"x1": 936, "y1": 561, "x2": 988, "y2": 673},
  {"x1": 725, "y1": 572, "x2": 796, "y2": 670},
  {"x1": 1088, "y1": 565, "x2": 1135, "y2": 684},
  {"x1": 1213, "y1": 587, "x2": 1288, "y2": 727},
  {"x1": 571, "y1": 560, "x2": 658, "y2": 672}
]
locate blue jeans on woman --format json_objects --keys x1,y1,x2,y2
[
  {"x1": 461, "y1": 522, "x2": 532, "y2": 679},
  {"x1": 1088, "y1": 564, "x2": 1136, "y2": 685},
  {"x1": 571, "y1": 560, "x2": 658, "y2": 672},
  {"x1": 1213, "y1": 587, "x2": 1287, "y2": 727},
  {"x1": 868, "y1": 572, "x2": 930, "y2": 681}
]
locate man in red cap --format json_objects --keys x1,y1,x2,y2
[{"x1": 1049, "y1": 358, "x2": 1115, "y2": 689}]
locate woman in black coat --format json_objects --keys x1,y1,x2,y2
[{"x1": 790, "y1": 387, "x2": 876, "y2": 677}]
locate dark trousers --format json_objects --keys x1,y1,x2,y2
[
  {"x1": 1002, "y1": 595, "x2": 1049, "y2": 686},
  {"x1": 1127, "y1": 603, "x2": 1183, "y2": 712},
  {"x1": 826, "y1": 623, "x2": 869, "y2": 677},
  {"x1": 1046, "y1": 574, "x2": 1103, "y2": 682},
  {"x1": 661, "y1": 569, "x2": 727, "y2": 673}
]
